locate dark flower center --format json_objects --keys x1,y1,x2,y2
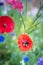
[
  {"x1": 23, "y1": 41, "x2": 29, "y2": 47},
  {"x1": 3, "y1": 24, "x2": 7, "y2": 28}
]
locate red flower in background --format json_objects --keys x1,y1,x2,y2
[
  {"x1": 0, "y1": 16, "x2": 14, "y2": 33},
  {"x1": 18, "y1": 34, "x2": 33, "y2": 52}
]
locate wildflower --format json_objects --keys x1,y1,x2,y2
[
  {"x1": 0, "y1": 16, "x2": 14, "y2": 33},
  {"x1": 18, "y1": 34, "x2": 33, "y2": 52}
]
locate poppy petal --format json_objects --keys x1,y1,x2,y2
[
  {"x1": 18, "y1": 34, "x2": 33, "y2": 52},
  {"x1": 0, "y1": 16, "x2": 15, "y2": 33}
]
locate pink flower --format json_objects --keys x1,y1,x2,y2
[
  {"x1": 6, "y1": 0, "x2": 23, "y2": 12},
  {"x1": 11, "y1": 0, "x2": 18, "y2": 9},
  {"x1": 6, "y1": 0, "x2": 13, "y2": 4},
  {"x1": 12, "y1": 1, "x2": 23, "y2": 12},
  {"x1": 17, "y1": 2, "x2": 23, "y2": 12},
  {"x1": 6, "y1": 0, "x2": 18, "y2": 4}
]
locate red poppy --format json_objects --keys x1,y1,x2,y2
[
  {"x1": 0, "y1": 16, "x2": 14, "y2": 33},
  {"x1": 18, "y1": 34, "x2": 33, "y2": 52}
]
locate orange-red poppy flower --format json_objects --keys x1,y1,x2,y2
[
  {"x1": 0, "y1": 16, "x2": 14, "y2": 33},
  {"x1": 18, "y1": 34, "x2": 33, "y2": 52}
]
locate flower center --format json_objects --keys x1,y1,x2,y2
[
  {"x1": 3, "y1": 24, "x2": 7, "y2": 28},
  {"x1": 23, "y1": 41, "x2": 28, "y2": 47}
]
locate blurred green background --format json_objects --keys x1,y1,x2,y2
[{"x1": 0, "y1": 0, "x2": 43, "y2": 65}]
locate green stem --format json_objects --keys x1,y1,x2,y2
[
  {"x1": 25, "y1": 0, "x2": 27, "y2": 15},
  {"x1": 33, "y1": 14, "x2": 41, "y2": 24},
  {"x1": 27, "y1": 22, "x2": 40, "y2": 34},
  {"x1": 27, "y1": 8, "x2": 41, "y2": 32},
  {"x1": 32, "y1": 1, "x2": 42, "y2": 24},
  {"x1": 27, "y1": 16, "x2": 40, "y2": 32},
  {"x1": 19, "y1": 12, "x2": 25, "y2": 30},
  {"x1": 25, "y1": 0, "x2": 28, "y2": 20}
]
